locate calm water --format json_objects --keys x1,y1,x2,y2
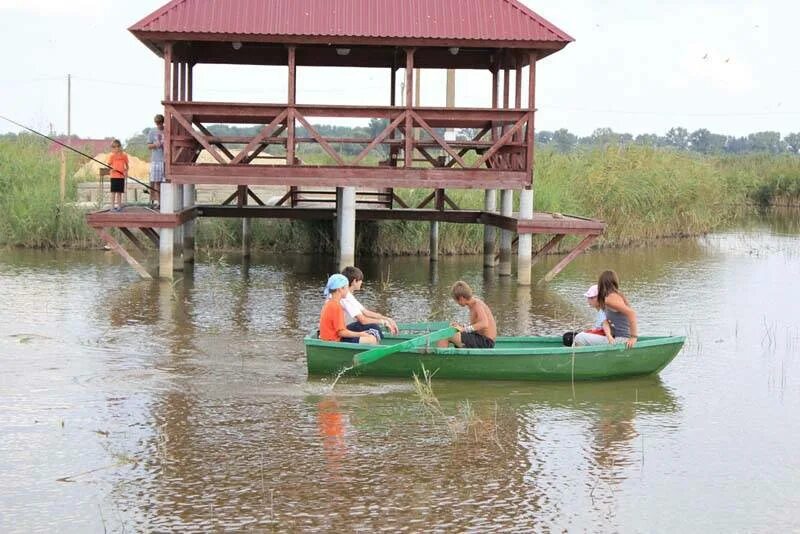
[{"x1": 1, "y1": 214, "x2": 799, "y2": 532}]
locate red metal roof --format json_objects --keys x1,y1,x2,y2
[{"x1": 130, "y1": 0, "x2": 572, "y2": 45}]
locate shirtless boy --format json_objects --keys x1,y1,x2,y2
[{"x1": 437, "y1": 281, "x2": 497, "y2": 349}]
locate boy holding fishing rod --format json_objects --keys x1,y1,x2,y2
[
  {"x1": 106, "y1": 139, "x2": 129, "y2": 212},
  {"x1": 147, "y1": 114, "x2": 165, "y2": 208}
]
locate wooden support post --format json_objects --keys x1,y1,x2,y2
[
  {"x1": 287, "y1": 45, "x2": 296, "y2": 166},
  {"x1": 517, "y1": 188, "x2": 534, "y2": 285},
  {"x1": 527, "y1": 52, "x2": 538, "y2": 182},
  {"x1": 542, "y1": 234, "x2": 599, "y2": 283},
  {"x1": 483, "y1": 189, "x2": 497, "y2": 268},
  {"x1": 172, "y1": 61, "x2": 179, "y2": 104},
  {"x1": 499, "y1": 189, "x2": 513, "y2": 276},
  {"x1": 120, "y1": 227, "x2": 146, "y2": 256},
  {"x1": 163, "y1": 43, "x2": 173, "y2": 178},
  {"x1": 531, "y1": 234, "x2": 564, "y2": 266},
  {"x1": 187, "y1": 63, "x2": 193, "y2": 101},
  {"x1": 514, "y1": 55, "x2": 523, "y2": 142},
  {"x1": 404, "y1": 48, "x2": 414, "y2": 168},
  {"x1": 96, "y1": 228, "x2": 152, "y2": 280},
  {"x1": 183, "y1": 62, "x2": 189, "y2": 101}
]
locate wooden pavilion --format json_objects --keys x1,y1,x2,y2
[{"x1": 87, "y1": 0, "x2": 605, "y2": 282}]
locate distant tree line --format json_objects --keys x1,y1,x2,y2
[
  {"x1": 524, "y1": 127, "x2": 800, "y2": 155},
  {"x1": 49, "y1": 122, "x2": 800, "y2": 159}
]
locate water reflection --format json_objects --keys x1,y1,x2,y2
[{"x1": 2, "y1": 214, "x2": 799, "y2": 531}]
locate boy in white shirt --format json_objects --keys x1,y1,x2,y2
[{"x1": 340, "y1": 266, "x2": 399, "y2": 338}]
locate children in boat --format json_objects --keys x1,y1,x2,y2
[
  {"x1": 319, "y1": 274, "x2": 379, "y2": 344},
  {"x1": 437, "y1": 281, "x2": 497, "y2": 349},
  {"x1": 571, "y1": 284, "x2": 615, "y2": 346},
  {"x1": 339, "y1": 266, "x2": 399, "y2": 338},
  {"x1": 597, "y1": 270, "x2": 638, "y2": 348}
]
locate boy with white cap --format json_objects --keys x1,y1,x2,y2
[
  {"x1": 572, "y1": 284, "x2": 615, "y2": 346},
  {"x1": 319, "y1": 274, "x2": 379, "y2": 344}
]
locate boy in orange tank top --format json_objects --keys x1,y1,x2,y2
[{"x1": 106, "y1": 139, "x2": 128, "y2": 212}]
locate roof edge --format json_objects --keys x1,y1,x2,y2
[
  {"x1": 128, "y1": 0, "x2": 188, "y2": 32},
  {"x1": 504, "y1": 0, "x2": 574, "y2": 42}
]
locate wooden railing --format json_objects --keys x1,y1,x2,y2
[{"x1": 163, "y1": 101, "x2": 533, "y2": 188}]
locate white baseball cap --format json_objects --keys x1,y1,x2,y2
[{"x1": 584, "y1": 284, "x2": 598, "y2": 298}]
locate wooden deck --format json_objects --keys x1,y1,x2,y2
[{"x1": 85, "y1": 195, "x2": 604, "y2": 281}]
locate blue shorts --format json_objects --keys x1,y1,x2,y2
[
  {"x1": 150, "y1": 161, "x2": 165, "y2": 183},
  {"x1": 341, "y1": 322, "x2": 383, "y2": 343}
]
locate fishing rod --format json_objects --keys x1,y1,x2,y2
[{"x1": 0, "y1": 114, "x2": 155, "y2": 192}]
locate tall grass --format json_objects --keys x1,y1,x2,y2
[
  {"x1": 0, "y1": 135, "x2": 95, "y2": 247},
  {"x1": 2, "y1": 137, "x2": 799, "y2": 252}
]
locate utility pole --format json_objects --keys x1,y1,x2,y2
[{"x1": 67, "y1": 74, "x2": 71, "y2": 138}]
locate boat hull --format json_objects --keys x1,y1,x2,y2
[{"x1": 305, "y1": 334, "x2": 685, "y2": 381}]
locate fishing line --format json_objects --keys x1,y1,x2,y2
[{"x1": 0, "y1": 114, "x2": 155, "y2": 192}]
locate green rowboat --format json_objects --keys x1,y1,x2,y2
[{"x1": 305, "y1": 324, "x2": 685, "y2": 381}]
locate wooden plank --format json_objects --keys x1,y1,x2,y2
[
  {"x1": 530, "y1": 234, "x2": 564, "y2": 266},
  {"x1": 542, "y1": 234, "x2": 600, "y2": 283},
  {"x1": 247, "y1": 188, "x2": 266, "y2": 206},
  {"x1": 294, "y1": 111, "x2": 346, "y2": 165},
  {"x1": 168, "y1": 165, "x2": 530, "y2": 189},
  {"x1": 139, "y1": 227, "x2": 160, "y2": 247},
  {"x1": 120, "y1": 227, "x2": 147, "y2": 255},
  {"x1": 221, "y1": 190, "x2": 239, "y2": 206},
  {"x1": 95, "y1": 228, "x2": 152, "y2": 279},
  {"x1": 410, "y1": 110, "x2": 466, "y2": 168},
  {"x1": 287, "y1": 108, "x2": 296, "y2": 166},
  {"x1": 415, "y1": 191, "x2": 436, "y2": 209},
  {"x1": 194, "y1": 121, "x2": 235, "y2": 160},
  {"x1": 473, "y1": 116, "x2": 528, "y2": 169},
  {"x1": 230, "y1": 109, "x2": 288, "y2": 165},
  {"x1": 195, "y1": 205, "x2": 486, "y2": 224},
  {"x1": 167, "y1": 106, "x2": 226, "y2": 164},
  {"x1": 351, "y1": 111, "x2": 406, "y2": 165}
]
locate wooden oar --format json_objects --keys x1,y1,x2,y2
[{"x1": 352, "y1": 327, "x2": 456, "y2": 367}]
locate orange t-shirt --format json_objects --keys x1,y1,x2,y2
[
  {"x1": 107, "y1": 151, "x2": 129, "y2": 178},
  {"x1": 319, "y1": 299, "x2": 346, "y2": 341}
]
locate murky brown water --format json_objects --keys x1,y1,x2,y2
[{"x1": 1, "y1": 214, "x2": 799, "y2": 532}]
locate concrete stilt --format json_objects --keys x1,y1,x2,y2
[
  {"x1": 517, "y1": 188, "x2": 534, "y2": 285},
  {"x1": 338, "y1": 186, "x2": 356, "y2": 270},
  {"x1": 173, "y1": 184, "x2": 184, "y2": 271},
  {"x1": 182, "y1": 184, "x2": 195, "y2": 264},
  {"x1": 483, "y1": 189, "x2": 497, "y2": 268},
  {"x1": 429, "y1": 221, "x2": 439, "y2": 261},
  {"x1": 498, "y1": 189, "x2": 514, "y2": 276},
  {"x1": 159, "y1": 182, "x2": 176, "y2": 279},
  {"x1": 242, "y1": 218, "x2": 251, "y2": 258},
  {"x1": 334, "y1": 187, "x2": 343, "y2": 266}
]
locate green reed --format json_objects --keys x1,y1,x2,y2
[
  {"x1": 0, "y1": 135, "x2": 95, "y2": 247},
  {"x1": 2, "y1": 136, "x2": 799, "y2": 251}
]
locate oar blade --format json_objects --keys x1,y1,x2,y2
[{"x1": 352, "y1": 327, "x2": 456, "y2": 367}]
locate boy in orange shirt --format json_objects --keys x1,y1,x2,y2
[
  {"x1": 319, "y1": 274, "x2": 379, "y2": 344},
  {"x1": 106, "y1": 139, "x2": 129, "y2": 212}
]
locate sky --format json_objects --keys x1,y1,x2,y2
[{"x1": 0, "y1": 0, "x2": 798, "y2": 141}]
